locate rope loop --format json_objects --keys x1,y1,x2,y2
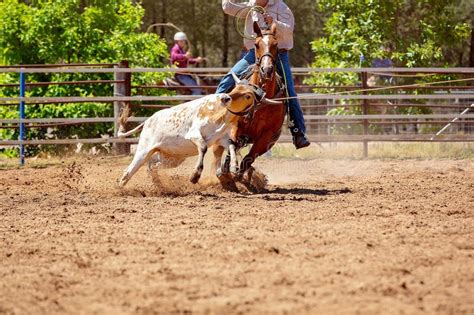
[{"x1": 233, "y1": 5, "x2": 267, "y2": 40}]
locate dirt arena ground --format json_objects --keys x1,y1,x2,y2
[{"x1": 0, "y1": 155, "x2": 473, "y2": 314}]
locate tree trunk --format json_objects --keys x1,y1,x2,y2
[
  {"x1": 470, "y1": 25, "x2": 474, "y2": 67},
  {"x1": 151, "y1": 2, "x2": 156, "y2": 33},
  {"x1": 222, "y1": 14, "x2": 229, "y2": 67},
  {"x1": 160, "y1": 0, "x2": 167, "y2": 39},
  {"x1": 79, "y1": 0, "x2": 86, "y2": 13}
]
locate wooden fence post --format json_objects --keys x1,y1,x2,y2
[
  {"x1": 113, "y1": 60, "x2": 131, "y2": 154},
  {"x1": 361, "y1": 71, "x2": 369, "y2": 158}
]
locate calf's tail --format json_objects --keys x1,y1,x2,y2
[
  {"x1": 117, "y1": 122, "x2": 145, "y2": 138},
  {"x1": 117, "y1": 105, "x2": 145, "y2": 138}
]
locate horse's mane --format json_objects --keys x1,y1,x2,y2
[
  {"x1": 261, "y1": 30, "x2": 276, "y2": 36},
  {"x1": 261, "y1": 25, "x2": 276, "y2": 36}
]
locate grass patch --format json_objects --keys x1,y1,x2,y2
[
  {"x1": 0, "y1": 142, "x2": 472, "y2": 168},
  {"x1": 0, "y1": 157, "x2": 66, "y2": 170},
  {"x1": 269, "y1": 142, "x2": 474, "y2": 160}
]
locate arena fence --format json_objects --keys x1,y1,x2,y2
[{"x1": 0, "y1": 62, "x2": 473, "y2": 164}]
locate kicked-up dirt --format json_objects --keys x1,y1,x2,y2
[{"x1": 0, "y1": 156, "x2": 473, "y2": 314}]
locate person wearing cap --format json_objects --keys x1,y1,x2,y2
[
  {"x1": 217, "y1": 0, "x2": 310, "y2": 149},
  {"x1": 170, "y1": 31, "x2": 204, "y2": 95}
]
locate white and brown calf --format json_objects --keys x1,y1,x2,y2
[{"x1": 117, "y1": 84, "x2": 257, "y2": 187}]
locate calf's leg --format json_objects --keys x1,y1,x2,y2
[
  {"x1": 229, "y1": 141, "x2": 239, "y2": 174},
  {"x1": 190, "y1": 141, "x2": 207, "y2": 184},
  {"x1": 119, "y1": 147, "x2": 158, "y2": 187},
  {"x1": 212, "y1": 145, "x2": 225, "y2": 173},
  {"x1": 214, "y1": 145, "x2": 238, "y2": 191}
]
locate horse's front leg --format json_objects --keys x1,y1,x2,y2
[
  {"x1": 237, "y1": 141, "x2": 266, "y2": 180},
  {"x1": 237, "y1": 131, "x2": 278, "y2": 181}
]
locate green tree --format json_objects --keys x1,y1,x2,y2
[
  {"x1": 308, "y1": 0, "x2": 470, "y2": 73},
  {"x1": 0, "y1": 0, "x2": 169, "y2": 155},
  {"x1": 305, "y1": 0, "x2": 471, "y2": 135},
  {"x1": 141, "y1": 0, "x2": 322, "y2": 67}
]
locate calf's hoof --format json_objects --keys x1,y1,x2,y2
[
  {"x1": 190, "y1": 172, "x2": 201, "y2": 184},
  {"x1": 217, "y1": 166, "x2": 229, "y2": 178},
  {"x1": 118, "y1": 175, "x2": 129, "y2": 188},
  {"x1": 230, "y1": 165, "x2": 239, "y2": 175}
]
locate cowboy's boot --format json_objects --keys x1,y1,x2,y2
[{"x1": 293, "y1": 131, "x2": 310, "y2": 149}]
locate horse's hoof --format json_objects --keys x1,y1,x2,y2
[
  {"x1": 246, "y1": 167, "x2": 255, "y2": 181},
  {"x1": 216, "y1": 172, "x2": 238, "y2": 191},
  {"x1": 233, "y1": 172, "x2": 244, "y2": 182}
]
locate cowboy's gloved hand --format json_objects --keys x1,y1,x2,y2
[{"x1": 263, "y1": 13, "x2": 273, "y2": 25}]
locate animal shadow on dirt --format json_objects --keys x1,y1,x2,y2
[
  {"x1": 270, "y1": 187, "x2": 351, "y2": 196},
  {"x1": 249, "y1": 186, "x2": 352, "y2": 201}
]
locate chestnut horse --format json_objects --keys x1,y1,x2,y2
[{"x1": 222, "y1": 22, "x2": 286, "y2": 182}]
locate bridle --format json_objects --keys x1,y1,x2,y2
[
  {"x1": 255, "y1": 32, "x2": 278, "y2": 82},
  {"x1": 256, "y1": 52, "x2": 276, "y2": 67}
]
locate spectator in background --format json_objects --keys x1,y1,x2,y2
[
  {"x1": 371, "y1": 44, "x2": 394, "y2": 85},
  {"x1": 170, "y1": 31, "x2": 204, "y2": 95}
]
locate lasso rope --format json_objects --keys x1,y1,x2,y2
[
  {"x1": 233, "y1": 6, "x2": 266, "y2": 40},
  {"x1": 232, "y1": 5, "x2": 291, "y2": 40}
]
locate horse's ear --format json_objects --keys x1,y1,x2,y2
[
  {"x1": 270, "y1": 23, "x2": 277, "y2": 35},
  {"x1": 253, "y1": 21, "x2": 262, "y2": 37}
]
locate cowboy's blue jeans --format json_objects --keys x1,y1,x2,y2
[
  {"x1": 216, "y1": 49, "x2": 306, "y2": 134},
  {"x1": 175, "y1": 74, "x2": 202, "y2": 95}
]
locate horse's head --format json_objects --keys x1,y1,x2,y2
[{"x1": 253, "y1": 21, "x2": 278, "y2": 83}]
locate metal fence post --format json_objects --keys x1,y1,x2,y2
[
  {"x1": 361, "y1": 71, "x2": 369, "y2": 158},
  {"x1": 19, "y1": 70, "x2": 26, "y2": 165},
  {"x1": 113, "y1": 60, "x2": 131, "y2": 154}
]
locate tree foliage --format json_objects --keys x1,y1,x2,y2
[
  {"x1": 0, "y1": 0, "x2": 168, "y2": 66},
  {"x1": 308, "y1": 0, "x2": 470, "y2": 72},
  {"x1": 305, "y1": 0, "x2": 472, "y2": 135},
  {"x1": 0, "y1": 0, "x2": 169, "y2": 155},
  {"x1": 140, "y1": 0, "x2": 323, "y2": 67}
]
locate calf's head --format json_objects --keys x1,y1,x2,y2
[
  {"x1": 220, "y1": 72, "x2": 281, "y2": 116},
  {"x1": 220, "y1": 73, "x2": 259, "y2": 116}
]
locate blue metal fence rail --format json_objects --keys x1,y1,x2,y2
[{"x1": 19, "y1": 71, "x2": 26, "y2": 166}]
